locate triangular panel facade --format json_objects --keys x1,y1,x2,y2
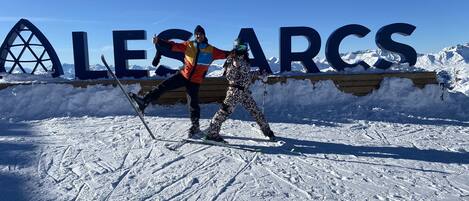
[{"x1": 0, "y1": 19, "x2": 63, "y2": 77}]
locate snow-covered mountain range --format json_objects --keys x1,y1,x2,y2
[
  {"x1": 265, "y1": 43, "x2": 469, "y2": 94},
  {"x1": 418, "y1": 43, "x2": 469, "y2": 66},
  {"x1": 257, "y1": 43, "x2": 469, "y2": 94}
]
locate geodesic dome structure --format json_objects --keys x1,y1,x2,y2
[{"x1": 0, "y1": 18, "x2": 63, "y2": 77}]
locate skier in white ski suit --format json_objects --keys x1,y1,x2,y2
[{"x1": 204, "y1": 39, "x2": 276, "y2": 143}]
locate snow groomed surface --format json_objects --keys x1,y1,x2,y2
[
  {"x1": 1, "y1": 43, "x2": 469, "y2": 200},
  {"x1": 1, "y1": 76, "x2": 469, "y2": 200}
]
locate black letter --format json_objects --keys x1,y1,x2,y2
[
  {"x1": 113, "y1": 30, "x2": 148, "y2": 78},
  {"x1": 374, "y1": 23, "x2": 417, "y2": 69},
  {"x1": 237, "y1": 28, "x2": 272, "y2": 74},
  {"x1": 326, "y1": 24, "x2": 371, "y2": 71},
  {"x1": 153, "y1": 29, "x2": 192, "y2": 66},
  {"x1": 280, "y1": 27, "x2": 321, "y2": 73},
  {"x1": 72, "y1": 32, "x2": 107, "y2": 79}
]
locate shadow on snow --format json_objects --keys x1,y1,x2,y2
[
  {"x1": 145, "y1": 103, "x2": 469, "y2": 128},
  {"x1": 224, "y1": 135, "x2": 469, "y2": 166},
  {"x1": 0, "y1": 120, "x2": 38, "y2": 201}
]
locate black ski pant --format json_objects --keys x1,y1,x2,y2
[{"x1": 144, "y1": 73, "x2": 200, "y2": 126}]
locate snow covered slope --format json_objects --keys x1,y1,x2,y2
[
  {"x1": 1, "y1": 43, "x2": 469, "y2": 200},
  {"x1": 1, "y1": 76, "x2": 469, "y2": 199},
  {"x1": 1, "y1": 106, "x2": 469, "y2": 200}
]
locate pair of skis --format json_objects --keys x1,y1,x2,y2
[{"x1": 101, "y1": 55, "x2": 263, "y2": 152}]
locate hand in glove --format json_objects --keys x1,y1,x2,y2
[
  {"x1": 152, "y1": 34, "x2": 159, "y2": 44},
  {"x1": 260, "y1": 73, "x2": 268, "y2": 83}
]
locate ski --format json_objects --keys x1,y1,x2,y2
[
  {"x1": 165, "y1": 140, "x2": 186, "y2": 151},
  {"x1": 101, "y1": 55, "x2": 157, "y2": 140},
  {"x1": 168, "y1": 138, "x2": 262, "y2": 152},
  {"x1": 186, "y1": 139, "x2": 262, "y2": 152}
]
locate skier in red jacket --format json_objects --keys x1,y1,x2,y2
[{"x1": 130, "y1": 25, "x2": 230, "y2": 137}]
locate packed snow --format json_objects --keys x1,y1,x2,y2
[{"x1": 1, "y1": 43, "x2": 469, "y2": 200}]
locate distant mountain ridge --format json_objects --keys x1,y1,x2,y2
[
  {"x1": 264, "y1": 43, "x2": 469, "y2": 71},
  {"x1": 417, "y1": 43, "x2": 469, "y2": 67}
]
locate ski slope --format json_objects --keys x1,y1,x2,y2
[
  {"x1": 2, "y1": 43, "x2": 469, "y2": 200},
  {"x1": 1, "y1": 77, "x2": 469, "y2": 200},
  {"x1": 2, "y1": 114, "x2": 469, "y2": 200}
]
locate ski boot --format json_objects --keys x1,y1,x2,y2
[
  {"x1": 263, "y1": 129, "x2": 277, "y2": 142},
  {"x1": 188, "y1": 125, "x2": 203, "y2": 139},
  {"x1": 204, "y1": 134, "x2": 227, "y2": 144},
  {"x1": 128, "y1": 92, "x2": 149, "y2": 114},
  {"x1": 188, "y1": 119, "x2": 203, "y2": 138}
]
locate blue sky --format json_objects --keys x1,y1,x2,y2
[{"x1": 0, "y1": 0, "x2": 468, "y2": 67}]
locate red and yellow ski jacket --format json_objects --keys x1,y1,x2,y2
[{"x1": 162, "y1": 40, "x2": 228, "y2": 84}]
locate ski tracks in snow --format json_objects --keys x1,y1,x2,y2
[
  {"x1": 8, "y1": 116, "x2": 469, "y2": 200},
  {"x1": 211, "y1": 152, "x2": 260, "y2": 201}
]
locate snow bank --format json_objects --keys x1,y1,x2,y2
[
  {"x1": 362, "y1": 78, "x2": 469, "y2": 119},
  {"x1": 249, "y1": 78, "x2": 469, "y2": 121},
  {"x1": 0, "y1": 83, "x2": 141, "y2": 119},
  {"x1": 0, "y1": 73, "x2": 69, "y2": 83},
  {"x1": 2, "y1": 77, "x2": 469, "y2": 121},
  {"x1": 2, "y1": 42, "x2": 469, "y2": 120}
]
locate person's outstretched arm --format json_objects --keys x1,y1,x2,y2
[
  {"x1": 153, "y1": 36, "x2": 188, "y2": 53},
  {"x1": 212, "y1": 47, "x2": 232, "y2": 60}
]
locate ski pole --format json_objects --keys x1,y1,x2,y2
[{"x1": 261, "y1": 75, "x2": 267, "y2": 114}]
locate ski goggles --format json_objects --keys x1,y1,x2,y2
[
  {"x1": 235, "y1": 44, "x2": 248, "y2": 52},
  {"x1": 233, "y1": 39, "x2": 248, "y2": 51}
]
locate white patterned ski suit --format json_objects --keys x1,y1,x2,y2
[{"x1": 207, "y1": 55, "x2": 272, "y2": 137}]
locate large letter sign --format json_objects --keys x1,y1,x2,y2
[
  {"x1": 280, "y1": 27, "x2": 321, "y2": 73},
  {"x1": 326, "y1": 24, "x2": 372, "y2": 71},
  {"x1": 113, "y1": 30, "x2": 148, "y2": 78},
  {"x1": 73, "y1": 32, "x2": 108, "y2": 79},
  {"x1": 374, "y1": 23, "x2": 417, "y2": 69},
  {"x1": 2, "y1": 19, "x2": 418, "y2": 79},
  {"x1": 237, "y1": 28, "x2": 272, "y2": 74}
]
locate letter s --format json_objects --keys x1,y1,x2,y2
[{"x1": 374, "y1": 23, "x2": 417, "y2": 69}]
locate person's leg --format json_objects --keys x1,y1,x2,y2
[
  {"x1": 143, "y1": 73, "x2": 185, "y2": 103},
  {"x1": 240, "y1": 90, "x2": 275, "y2": 139},
  {"x1": 206, "y1": 89, "x2": 239, "y2": 139},
  {"x1": 130, "y1": 73, "x2": 185, "y2": 113},
  {"x1": 185, "y1": 81, "x2": 202, "y2": 136}
]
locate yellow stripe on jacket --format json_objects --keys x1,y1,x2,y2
[{"x1": 170, "y1": 40, "x2": 227, "y2": 84}]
